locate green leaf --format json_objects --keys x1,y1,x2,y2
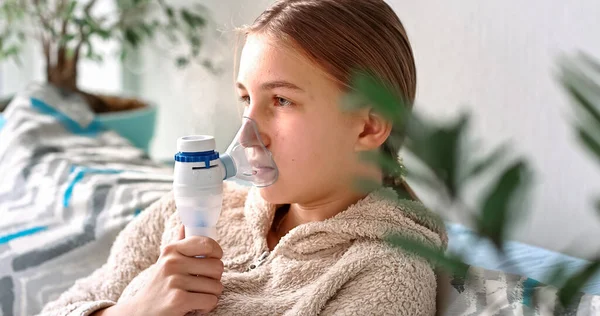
[
  {"x1": 477, "y1": 160, "x2": 531, "y2": 251},
  {"x1": 201, "y1": 59, "x2": 223, "y2": 75},
  {"x1": 73, "y1": 18, "x2": 85, "y2": 27},
  {"x1": 119, "y1": 49, "x2": 128, "y2": 61},
  {"x1": 0, "y1": 44, "x2": 22, "y2": 65},
  {"x1": 97, "y1": 29, "x2": 112, "y2": 40},
  {"x1": 189, "y1": 34, "x2": 202, "y2": 56},
  {"x1": 405, "y1": 113, "x2": 469, "y2": 198},
  {"x1": 59, "y1": 34, "x2": 76, "y2": 45},
  {"x1": 181, "y1": 9, "x2": 195, "y2": 27},
  {"x1": 139, "y1": 23, "x2": 154, "y2": 37},
  {"x1": 559, "y1": 55, "x2": 600, "y2": 132},
  {"x1": 63, "y1": 0, "x2": 77, "y2": 19},
  {"x1": 165, "y1": 6, "x2": 174, "y2": 19},
  {"x1": 84, "y1": 40, "x2": 94, "y2": 58},
  {"x1": 124, "y1": 28, "x2": 140, "y2": 47},
  {"x1": 387, "y1": 234, "x2": 469, "y2": 279},
  {"x1": 577, "y1": 126, "x2": 600, "y2": 166},
  {"x1": 347, "y1": 70, "x2": 410, "y2": 127},
  {"x1": 89, "y1": 53, "x2": 103, "y2": 63},
  {"x1": 82, "y1": 39, "x2": 103, "y2": 64},
  {"x1": 182, "y1": 9, "x2": 205, "y2": 27},
  {"x1": 84, "y1": 15, "x2": 101, "y2": 30},
  {"x1": 2, "y1": 1, "x2": 24, "y2": 21},
  {"x1": 558, "y1": 260, "x2": 600, "y2": 307},
  {"x1": 563, "y1": 79, "x2": 600, "y2": 128},
  {"x1": 176, "y1": 56, "x2": 189, "y2": 68},
  {"x1": 190, "y1": 34, "x2": 202, "y2": 47},
  {"x1": 48, "y1": 26, "x2": 58, "y2": 38},
  {"x1": 1, "y1": 45, "x2": 19, "y2": 57}
]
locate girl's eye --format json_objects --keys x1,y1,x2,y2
[
  {"x1": 275, "y1": 97, "x2": 292, "y2": 107},
  {"x1": 239, "y1": 95, "x2": 250, "y2": 105}
]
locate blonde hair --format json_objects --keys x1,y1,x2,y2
[{"x1": 240, "y1": 0, "x2": 419, "y2": 200}]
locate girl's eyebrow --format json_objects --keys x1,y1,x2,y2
[{"x1": 236, "y1": 80, "x2": 305, "y2": 92}]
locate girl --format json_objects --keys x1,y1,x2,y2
[{"x1": 41, "y1": 0, "x2": 447, "y2": 315}]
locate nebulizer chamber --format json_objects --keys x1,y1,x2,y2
[{"x1": 173, "y1": 117, "x2": 278, "y2": 238}]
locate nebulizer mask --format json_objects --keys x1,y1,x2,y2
[{"x1": 173, "y1": 117, "x2": 278, "y2": 238}]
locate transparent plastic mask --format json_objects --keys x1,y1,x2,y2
[{"x1": 223, "y1": 116, "x2": 278, "y2": 187}]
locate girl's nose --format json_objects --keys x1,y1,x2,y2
[{"x1": 242, "y1": 107, "x2": 271, "y2": 148}]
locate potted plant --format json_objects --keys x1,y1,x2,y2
[{"x1": 0, "y1": 0, "x2": 213, "y2": 151}]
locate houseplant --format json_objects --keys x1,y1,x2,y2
[{"x1": 0, "y1": 0, "x2": 213, "y2": 151}]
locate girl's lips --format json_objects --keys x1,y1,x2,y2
[
  {"x1": 253, "y1": 166, "x2": 274, "y2": 173},
  {"x1": 252, "y1": 166, "x2": 276, "y2": 178},
  {"x1": 242, "y1": 166, "x2": 275, "y2": 177},
  {"x1": 254, "y1": 166, "x2": 274, "y2": 170}
]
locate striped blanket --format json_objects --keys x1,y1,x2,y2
[{"x1": 0, "y1": 84, "x2": 173, "y2": 316}]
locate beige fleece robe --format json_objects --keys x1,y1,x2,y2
[{"x1": 39, "y1": 181, "x2": 448, "y2": 316}]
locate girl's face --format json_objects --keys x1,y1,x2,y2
[{"x1": 236, "y1": 34, "x2": 369, "y2": 205}]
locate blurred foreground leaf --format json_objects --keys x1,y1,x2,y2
[
  {"x1": 476, "y1": 160, "x2": 532, "y2": 251},
  {"x1": 345, "y1": 70, "x2": 410, "y2": 127},
  {"x1": 577, "y1": 127, "x2": 600, "y2": 166},
  {"x1": 558, "y1": 260, "x2": 600, "y2": 307},
  {"x1": 410, "y1": 114, "x2": 468, "y2": 199},
  {"x1": 559, "y1": 53, "x2": 600, "y2": 166}
]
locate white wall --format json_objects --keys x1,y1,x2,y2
[
  {"x1": 390, "y1": 0, "x2": 600, "y2": 259},
  {"x1": 0, "y1": 41, "x2": 44, "y2": 97}
]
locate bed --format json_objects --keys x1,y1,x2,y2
[{"x1": 0, "y1": 84, "x2": 172, "y2": 315}]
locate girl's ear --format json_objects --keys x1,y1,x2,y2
[{"x1": 354, "y1": 108, "x2": 392, "y2": 151}]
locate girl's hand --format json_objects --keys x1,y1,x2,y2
[{"x1": 105, "y1": 225, "x2": 224, "y2": 316}]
